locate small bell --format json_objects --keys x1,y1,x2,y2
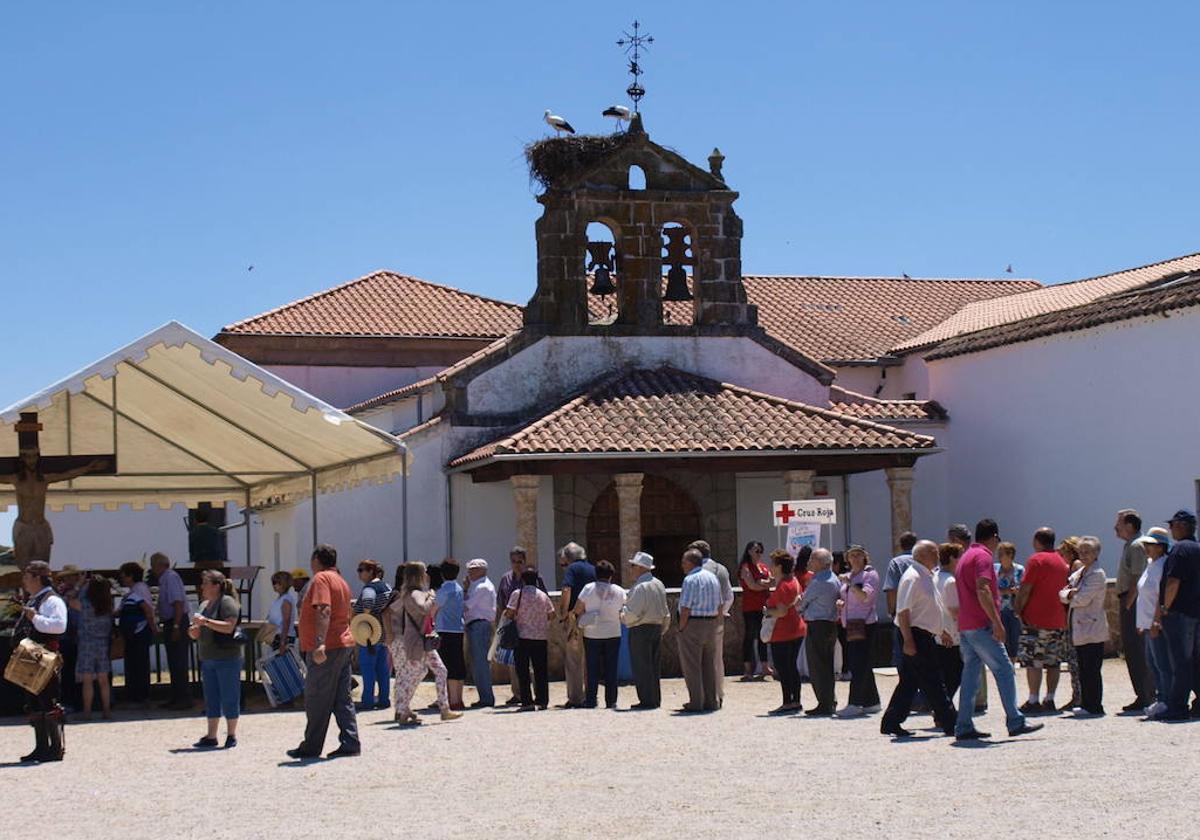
[
  {"x1": 589, "y1": 264, "x2": 616, "y2": 296},
  {"x1": 662, "y1": 265, "x2": 692, "y2": 301}
]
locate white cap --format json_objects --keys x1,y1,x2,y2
[
  {"x1": 466, "y1": 558, "x2": 488, "y2": 571},
  {"x1": 630, "y1": 551, "x2": 655, "y2": 570}
]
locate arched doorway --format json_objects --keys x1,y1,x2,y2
[{"x1": 586, "y1": 474, "x2": 701, "y2": 587}]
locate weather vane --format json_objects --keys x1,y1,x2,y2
[{"x1": 616, "y1": 20, "x2": 654, "y2": 113}]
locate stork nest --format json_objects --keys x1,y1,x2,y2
[{"x1": 525, "y1": 132, "x2": 633, "y2": 189}]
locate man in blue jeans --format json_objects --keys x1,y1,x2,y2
[
  {"x1": 463, "y1": 558, "x2": 497, "y2": 708},
  {"x1": 953, "y1": 519, "x2": 1044, "y2": 741},
  {"x1": 1159, "y1": 510, "x2": 1200, "y2": 720}
]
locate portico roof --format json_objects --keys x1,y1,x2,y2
[{"x1": 449, "y1": 368, "x2": 937, "y2": 475}]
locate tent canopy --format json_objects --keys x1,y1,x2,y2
[{"x1": 0, "y1": 322, "x2": 405, "y2": 512}]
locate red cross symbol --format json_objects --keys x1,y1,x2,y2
[{"x1": 775, "y1": 504, "x2": 795, "y2": 525}]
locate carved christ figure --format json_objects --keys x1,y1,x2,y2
[{"x1": 0, "y1": 412, "x2": 115, "y2": 568}]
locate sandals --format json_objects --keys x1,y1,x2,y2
[{"x1": 394, "y1": 711, "x2": 421, "y2": 726}]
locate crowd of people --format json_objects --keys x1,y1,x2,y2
[{"x1": 9, "y1": 505, "x2": 1199, "y2": 762}]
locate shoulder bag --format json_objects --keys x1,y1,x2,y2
[{"x1": 498, "y1": 586, "x2": 522, "y2": 650}]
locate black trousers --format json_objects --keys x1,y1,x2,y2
[
  {"x1": 628, "y1": 624, "x2": 662, "y2": 707},
  {"x1": 844, "y1": 634, "x2": 880, "y2": 707},
  {"x1": 515, "y1": 638, "x2": 548, "y2": 707},
  {"x1": 59, "y1": 639, "x2": 80, "y2": 709},
  {"x1": 806, "y1": 620, "x2": 838, "y2": 712},
  {"x1": 123, "y1": 628, "x2": 152, "y2": 703},
  {"x1": 1076, "y1": 642, "x2": 1105, "y2": 713},
  {"x1": 1119, "y1": 598, "x2": 1154, "y2": 704},
  {"x1": 584, "y1": 636, "x2": 620, "y2": 707},
  {"x1": 770, "y1": 638, "x2": 802, "y2": 705},
  {"x1": 936, "y1": 643, "x2": 964, "y2": 701},
  {"x1": 161, "y1": 619, "x2": 192, "y2": 703},
  {"x1": 741, "y1": 612, "x2": 768, "y2": 666},
  {"x1": 882, "y1": 627, "x2": 956, "y2": 731}
]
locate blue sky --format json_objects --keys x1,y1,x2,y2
[{"x1": 1, "y1": 0, "x2": 1198, "y2": 414}]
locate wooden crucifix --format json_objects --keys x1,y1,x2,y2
[{"x1": 0, "y1": 412, "x2": 116, "y2": 568}]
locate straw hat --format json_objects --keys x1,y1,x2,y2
[
  {"x1": 350, "y1": 613, "x2": 383, "y2": 646},
  {"x1": 54, "y1": 564, "x2": 84, "y2": 580}
]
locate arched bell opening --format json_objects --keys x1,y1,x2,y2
[
  {"x1": 660, "y1": 221, "x2": 696, "y2": 323},
  {"x1": 628, "y1": 164, "x2": 647, "y2": 190},
  {"x1": 585, "y1": 220, "x2": 621, "y2": 323}
]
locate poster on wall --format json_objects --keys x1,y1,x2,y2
[{"x1": 785, "y1": 522, "x2": 821, "y2": 559}]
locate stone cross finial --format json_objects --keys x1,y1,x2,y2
[{"x1": 708, "y1": 148, "x2": 725, "y2": 179}]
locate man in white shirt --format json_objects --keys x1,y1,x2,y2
[
  {"x1": 620, "y1": 552, "x2": 671, "y2": 709},
  {"x1": 463, "y1": 558, "x2": 497, "y2": 708},
  {"x1": 691, "y1": 540, "x2": 734, "y2": 709},
  {"x1": 16, "y1": 561, "x2": 68, "y2": 762},
  {"x1": 881, "y1": 541, "x2": 957, "y2": 738}
]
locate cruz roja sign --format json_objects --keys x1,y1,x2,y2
[{"x1": 771, "y1": 499, "x2": 838, "y2": 527}]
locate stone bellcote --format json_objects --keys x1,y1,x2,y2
[{"x1": 524, "y1": 116, "x2": 758, "y2": 333}]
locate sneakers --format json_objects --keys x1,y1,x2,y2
[
  {"x1": 440, "y1": 708, "x2": 464, "y2": 721},
  {"x1": 192, "y1": 736, "x2": 219, "y2": 749},
  {"x1": 836, "y1": 704, "x2": 865, "y2": 718}
]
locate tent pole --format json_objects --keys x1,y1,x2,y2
[
  {"x1": 244, "y1": 490, "x2": 253, "y2": 618},
  {"x1": 401, "y1": 448, "x2": 409, "y2": 564},
  {"x1": 311, "y1": 472, "x2": 318, "y2": 547}
]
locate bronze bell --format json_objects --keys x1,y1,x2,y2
[
  {"x1": 590, "y1": 264, "x2": 616, "y2": 296},
  {"x1": 662, "y1": 265, "x2": 692, "y2": 301}
]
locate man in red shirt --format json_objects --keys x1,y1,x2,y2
[
  {"x1": 288, "y1": 544, "x2": 359, "y2": 760},
  {"x1": 1015, "y1": 527, "x2": 1070, "y2": 713},
  {"x1": 953, "y1": 519, "x2": 1044, "y2": 741}
]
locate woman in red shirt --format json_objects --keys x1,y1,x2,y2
[
  {"x1": 765, "y1": 549, "x2": 807, "y2": 714},
  {"x1": 739, "y1": 541, "x2": 773, "y2": 681}
]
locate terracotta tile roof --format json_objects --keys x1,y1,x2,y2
[
  {"x1": 828, "y1": 385, "x2": 947, "y2": 421},
  {"x1": 588, "y1": 276, "x2": 1038, "y2": 363},
  {"x1": 344, "y1": 376, "x2": 438, "y2": 414},
  {"x1": 449, "y1": 368, "x2": 936, "y2": 467},
  {"x1": 895, "y1": 252, "x2": 1200, "y2": 354},
  {"x1": 927, "y1": 269, "x2": 1200, "y2": 361},
  {"x1": 220, "y1": 270, "x2": 524, "y2": 339}
]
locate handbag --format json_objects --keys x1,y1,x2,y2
[
  {"x1": 845, "y1": 618, "x2": 868, "y2": 642},
  {"x1": 498, "y1": 587, "x2": 522, "y2": 650},
  {"x1": 402, "y1": 598, "x2": 440, "y2": 652},
  {"x1": 759, "y1": 613, "x2": 777, "y2": 644},
  {"x1": 205, "y1": 598, "x2": 246, "y2": 649}
]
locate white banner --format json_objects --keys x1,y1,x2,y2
[
  {"x1": 771, "y1": 498, "x2": 837, "y2": 527},
  {"x1": 785, "y1": 522, "x2": 821, "y2": 559}
]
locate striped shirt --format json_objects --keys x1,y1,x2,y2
[{"x1": 679, "y1": 566, "x2": 722, "y2": 617}]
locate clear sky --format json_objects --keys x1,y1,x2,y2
[{"x1": 2, "y1": 0, "x2": 1198, "y2": 414}]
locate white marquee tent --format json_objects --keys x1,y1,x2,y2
[{"x1": 0, "y1": 322, "x2": 407, "y2": 535}]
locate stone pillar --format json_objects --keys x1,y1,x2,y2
[
  {"x1": 784, "y1": 469, "x2": 816, "y2": 502},
  {"x1": 614, "y1": 473, "x2": 644, "y2": 585},
  {"x1": 884, "y1": 466, "x2": 915, "y2": 555},
  {"x1": 511, "y1": 475, "x2": 541, "y2": 571}
]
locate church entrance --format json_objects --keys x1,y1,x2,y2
[{"x1": 586, "y1": 474, "x2": 701, "y2": 587}]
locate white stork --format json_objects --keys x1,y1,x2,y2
[
  {"x1": 602, "y1": 104, "x2": 632, "y2": 130},
  {"x1": 543, "y1": 109, "x2": 575, "y2": 136}
]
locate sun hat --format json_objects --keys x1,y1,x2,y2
[
  {"x1": 1136, "y1": 527, "x2": 1171, "y2": 547},
  {"x1": 350, "y1": 613, "x2": 383, "y2": 646},
  {"x1": 630, "y1": 551, "x2": 654, "y2": 570},
  {"x1": 290, "y1": 567, "x2": 311, "y2": 580},
  {"x1": 467, "y1": 558, "x2": 488, "y2": 571}
]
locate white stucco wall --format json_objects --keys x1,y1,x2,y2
[
  {"x1": 449, "y1": 473, "x2": 558, "y2": 587},
  {"x1": 265, "y1": 364, "x2": 443, "y2": 410},
  {"x1": 466, "y1": 336, "x2": 831, "y2": 416},
  {"x1": 355, "y1": 387, "x2": 446, "y2": 436},
  {"x1": 927, "y1": 310, "x2": 1200, "y2": 574},
  {"x1": 831, "y1": 358, "x2": 932, "y2": 401}
]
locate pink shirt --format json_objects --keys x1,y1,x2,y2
[{"x1": 955, "y1": 543, "x2": 1000, "y2": 632}]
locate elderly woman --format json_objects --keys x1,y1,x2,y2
[
  {"x1": 765, "y1": 549, "x2": 806, "y2": 715},
  {"x1": 353, "y1": 559, "x2": 392, "y2": 711},
  {"x1": 838, "y1": 545, "x2": 881, "y2": 717},
  {"x1": 387, "y1": 562, "x2": 462, "y2": 726},
  {"x1": 995, "y1": 542, "x2": 1025, "y2": 660},
  {"x1": 1057, "y1": 537, "x2": 1084, "y2": 708},
  {"x1": 266, "y1": 571, "x2": 297, "y2": 653},
  {"x1": 73, "y1": 575, "x2": 114, "y2": 720},
  {"x1": 117, "y1": 562, "x2": 157, "y2": 707},
  {"x1": 1060, "y1": 536, "x2": 1109, "y2": 716},
  {"x1": 738, "y1": 541, "x2": 773, "y2": 680},
  {"x1": 188, "y1": 570, "x2": 242, "y2": 748},
  {"x1": 505, "y1": 567, "x2": 557, "y2": 711},
  {"x1": 574, "y1": 560, "x2": 627, "y2": 709},
  {"x1": 1138, "y1": 528, "x2": 1172, "y2": 718}
]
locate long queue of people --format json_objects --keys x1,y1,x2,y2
[{"x1": 10, "y1": 506, "x2": 1198, "y2": 762}]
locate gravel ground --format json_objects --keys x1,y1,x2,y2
[{"x1": 1, "y1": 659, "x2": 1193, "y2": 840}]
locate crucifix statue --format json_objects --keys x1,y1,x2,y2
[{"x1": 0, "y1": 412, "x2": 116, "y2": 568}]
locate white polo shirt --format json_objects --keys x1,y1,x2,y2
[
  {"x1": 896, "y1": 562, "x2": 944, "y2": 636},
  {"x1": 1136, "y1": 555, "x2": 1166, "y2": 631}
]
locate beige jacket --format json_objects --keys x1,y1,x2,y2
[{"x1": 1060, "y1": 565, "x2": 1109, "y2": 646}]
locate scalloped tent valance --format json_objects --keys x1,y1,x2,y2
[{"x1": 0, "y1": 321, "x2": 405, "y2": 512}]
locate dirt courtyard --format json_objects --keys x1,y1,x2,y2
[{"x1": 2, "y1": 659, "x2": 1193, "y2": 840}]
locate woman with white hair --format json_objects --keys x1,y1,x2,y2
[{"x1": 1059, "y1": 536, "x2": 1109, "y2": 716}]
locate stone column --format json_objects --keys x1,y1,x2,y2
[
  {"x1": 614, "y1": 473, "x2": 644, "y2": 585},
  {"x1": 884, "y1": 466, "x2": 915, "y2": 555},
  {"x1": 510, "y1": 475, "x2": 541, "y2": 570},
  {"x1": 784, "y1": 469, "x2": 816, "y2": 502}
]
